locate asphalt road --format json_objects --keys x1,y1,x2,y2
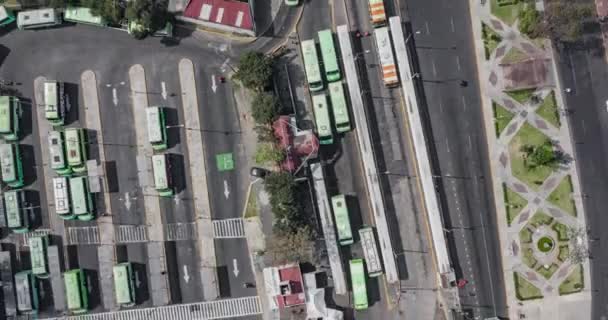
[
  {"x1": 399, "y1": 0, "x2": 508, "y2": 318},
  {"x1": 555, "y1": 41, "x2": 608, "y2": 320},
  {"x1": 0, "y1": 23, "x2": 256, "y2": 313}
]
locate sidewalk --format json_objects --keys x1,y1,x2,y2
[{"x1": 469, "y1": 1, "x2": 592, "y2": 319}]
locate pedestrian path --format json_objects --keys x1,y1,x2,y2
[
  {"x1": 165, "y1": 222, "x2": 198, "y2": 241},
  {"x1": 116, "y1": 225, "x2": 148, "y2": 243},
  {"x1": 45, "y1": 296, "x2": 262, "y2": 320},
  {"x1": 67, "y1": 226, "x2": 100, "y2": 245},
  {"x1": 212, "y1": 218, "x2": 245, "y2": 238},
  {"x1": 20, "y1": 229, "x2": 51, "y2": 247}
]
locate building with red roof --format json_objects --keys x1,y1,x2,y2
[
  {"x1": 181, "y1": 0, "x2": 255, "y2": 36},
  {"x1": 273, "y1": 116, "x2": 319, "y2": 173}
]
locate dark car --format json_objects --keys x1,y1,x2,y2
[{"x1": 250, "y1": 167, "x2": 270, "y2": 178}]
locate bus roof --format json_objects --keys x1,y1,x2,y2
[
  {"x1": 146, "y1": 107, "x2": 163, "y2": 144},
  {"x1": 0, "y1": 96, "x2": 13, "y2": 133},
  {"x1": 113, "y1": 264, "x2": 133, "y2": 304},
  {"x1": 359, "y1": 227, "x2": 383, "y2": 276},
  {"x1": 17, "y1": 8, "x2": 59, "y2": 28},
  {"x1": 44, "y1": 81, "x2": 59, "y2": 119},
  {"x1": 29, "y1": 236, "x2": 47, "y2": 275},
  {"x1": 311, "y1": 93, "x2": 332, "y2": 142},
  {"x1": 349, "y1": 259, "x2": 368, "y2": 309},
  {"x1": 301, "y1": 39, "x2": 323, "y2": 89},
  {"x1": 331, "y1": 194, "x2": 352, "y2": 244},
  {"x1": 49, "y1": 131, "x2": 66, "y2": 170},
  {"x1": 0, "y1": 143, "x2": 16, "y2": 182},
  {"x1": 14, "y1": 271, "x2": 34, "y2": 312},
  {"x1": 65, "y1": 128, "x2": 83, "y2": 166},
  {"x1": 69, "y1": 177, "x2": 89, "y2": 215},
  {"x1": 64, "y1": 269, "x2": 84, "y2": 311},
  {"x1": 53, "y1": 177, "x2": 70, "y2": 215},
  {"x1": 368, "y1": 0, "x2": 387, "y2": 26},
  {"x1": 64, "y1": 7, "x2": 105, "y2": 26},
  {"x1": 328, "y1": 82, "x2": 350, "y2": 128},
  {"x1": 374, "y1": 27, "x2": 399, "y2": 85},
  {"x1": 152, "y1": 154, "x2": 169, "y2": 190},
  {"x1": 4, "y1": 190, "x2": 21, "y2": 229},
  {"x1": 317, "y1": 29, "x2": 340, "y2": 81}
]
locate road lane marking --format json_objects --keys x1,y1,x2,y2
[
  {"x1": 456, "y1": 56, "x2": 461, "y2": 71},
  {"x1": 161, "y1": 81, "x2": 167, "y2": 100},
  {"x1": 462, "y1": 95, "x2": 467, "y2": 112},
  {"x1": 432, "y1": 59, "x2": 437, "y2": 77},
  {"x1": 450, "y1": 17, "x2": 455, "y2": 32},
  {"x1": 568, "y1": 51, "x2": 578, "y2": 92},
  {"x1": 439, "y1": 100, "x2": 444, "y2": 113},
  {"x1": 425, "y1": 21, "x2": 430, "y2": 34},
  {"x1": 183, "y1": 265, "x2": 190, "y2": 283},
  {"x1": 224, "y1": 180, "x2": 230, "y2": 199},
  {"x1": 233, "y1": 259, "x2": 240, "y2": 277},
  {"x1": 112, "y1": 88, "x2": 118, "y2": 106},
  {"x1": 211, "y1": 75, "x2": 217, "y2": 93}
]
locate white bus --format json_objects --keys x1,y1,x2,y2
[
  {"x1": 146, "y1": 106, "x2": 167, "y2": 150},
  {"x1": 152, "y1": 154, "x2": 172, "y2": 197},
  {"x1": 374, "y1": 27, "x2": 399, "y2": 87},
  {"x1": 359, "y1": 227, "x2": 383, "y2": 277},
  {"x1": 44, "y1": 81, "x2": 65, "y2": 126},
  {"x1": 17, "y1": 8, "x2": 61, "y2": 30},
  {"x1": 49, "y1": 131, "x2": 71, "y2": 176},
  {"x1": 53, "y1": 177, "x2": 74, "y2": 220}
]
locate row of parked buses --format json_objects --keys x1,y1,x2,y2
[
  {"x1": 146, "y1": 106, "x2": 174, "y2": 197},
  {"x1": 7, "y1": 236, "x2": 137, "y2": 315}
]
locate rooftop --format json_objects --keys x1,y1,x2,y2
[{"x1": 184, "y1": 0, "x2": 254, "y2": 31}]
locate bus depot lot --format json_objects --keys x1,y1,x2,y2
[{"x1": 0, "y1": 25, "x2": 255, "y2": 316}]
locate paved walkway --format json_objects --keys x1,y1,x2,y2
[{"x1": 469, "y1": 1, "x2": 592, "y2": 319}]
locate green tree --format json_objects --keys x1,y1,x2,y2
[
  {"x1": 536, "y1": 1, "x2": 594, "y2": 42},
  {"x1": 254, "y1": 125, "x2": 276, "y2": 143},
  {"x1": 126, "y1": 0, "x2": 169, "y2": 38},
  {"x1": 80, "y1": 0, "x2": 124, "y2": 25},
  {"x1": 255, "y1": 142, "x2": 285, "y2": 166},
  {"x1": 251, "y1": 92, "x2": 280, "y2": 125},
  {"x1": 233, "y1": 51, "x2": 273, "y2": 91},
  {"x1": 518, "y1": 5, "x2": 541, "y2": 38},
  {"x1": 264, "y1": 171, "x2": 300, "y2": 229},
  {"x1": 523, "y1": 142, "x2": 558, "y2": 168},
  {"x1": 266, "y1": 226, "x2": 314, "y2": 264}
]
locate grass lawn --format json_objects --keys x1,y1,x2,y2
[
  {"x1": 552, "y1": 222, "x2": 570, "y2": 242},
  {"x1": 537, "y1": 263, "x2": 559, "y2": 280},
  {"x1": 491, "y1": 0, "x2": 526, "y2": 25},
  {"x1": 503, "y1": 183, "x2": 527, "y2": 225},
  {"x1": 536, "y1": 91, "x2": 560, "y2": 128},
  {"x1": 505, "y1": 88, "x2": 536, "y2": 104},
  {"x1": 244, "y1": 188, "x2": 259, "y2": 218},
  {"x1": 519, "y1": 226, "x2": 533, "y2": 243},
  {"x1": 514, "y1": 272, "x2": 543, "y2": 300},
  {"x1": 558, "y1": 245, "x2": 570, "y2": 262},
  {"x1": 509, "y1": 123, "x2": 554, "y2": 190},
  {"x1": 494, "y1": 102, "x2": 514, "y2": 137},
  {"x1": 483, "y1": 23, "x2": 502, "y2": 60},
  {"x1": 559, "y1": 264, "x2": 584, "y2": 295},
  {"x1": 548, "y1": 175, "x2": 577, "y2": 217},
  {"x1": 522, "y1": 247, "x2": 537, "y2": 269},
  {"x1": 529, "y1": 211, "x2": 553, "y2": 227},
  {"x1": 501, "y1": 47, "x2": 529, "y2": 64}
]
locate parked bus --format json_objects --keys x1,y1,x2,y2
[
  {"x1": 65, "y1": 128, "x2": 87, "y2": 173},
  {"x1": 0, "y1": 143, "x2": 23, "y2": 188},
  {"x1": 4, "y1": 190, "x2": 29, "y2": 233},
  {"x1": 29, "y1": 235, "x2": 49, "y2": 278},
  {"x1": 374, "y1": 27, "x2": 399, "y2": 87},
  {"x1": 64, "y1": 6, "x2": 106, "y2": 27},
  {"x1": 53, "y1": 177, "x2": 75, "y2": 220},
  {"x1": 349, "y1": 259, "x2": 368, "y2": 310},
  {"x1": 0, "y1": 95, "x2": 20, "y2": 141},
  {"x1": 64, "y1": 269, "x2": 88, "y2": 314},
  {"x1": 317, "y1": 29, "x2": 341, "y2": 82},
  {"x1": 331, "y1": 194, "x2": 353, "y2": 245},
  {"x1": 146, "y1": 106, "x2": 167, "y2": 151},
  {"x1": 311, "y1": 93, "x2": 333, "y2": 145},
  {"x1": 152, "y1": 154, "x2": 173, "y2": 197},
  {"x1": 69, "y1": 176, "x2": 94, "y2": 221},
  {"x1": 14, "y1": 271, "x2": 38, "y2": 315},
  {"x1": 368, "y1": 0, "x2": 387, "y2": 27},
  {"x1": 17, "y1": 8, "x2": 62, "y2": 30},
  {"x1": 359, "y1": 227, "x2": 383, "y2": 277},
  {"x1": 328, "y1": 82, "x2": 351, "y2": 133},
  {"x1": 44, "y1": 81, "x2": 66, "y2": 126},
  {"x1": 0, "y1": 251, "x2": 17, "y2": 317},
  {"x1": 301, "y1": 39, "x2": 324, "y2": 92},
  {"x1": 113, "y1": 262, "x2": 136, "y2": 307},
  {"x1": 49, "y1": 130, "x2": 71, "y2": 176}
]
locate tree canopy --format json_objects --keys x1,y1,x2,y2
[
  {"x1": 251, "y1": 92, "x2": 280, "y2": 125},
  {"x1": 534, "y1": 0, "x2": 594, "y2": 42},
  {"x1": 233, "y1": 51, "x2": 274, "y2": 91}
]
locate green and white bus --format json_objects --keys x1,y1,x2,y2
[
  {"x1": 15, "y1": 270, "x2": 38, "y2": 315},
  {"x1": 53, "y1": 177, "x2": 75, "y2": 220},
  {"x1": 49, "y1": 131, "x2": 71, "y2": 176},
  {"x1": 0, "y1": 143, "x2": 23, "y2": 188},
  {"x1": 311, "y1": 93, "x2": 333, "y2": 144},
  {"x1": 44, "y1": 81, "x2": 65, "y2": 126},
  {"x1": 331, "y1": 194, "x2": 353, "y2": 245},
  {"x1": 146, "y1": 106, "x2": 167, "y2": 151},
  {"x1": 349, "y1": 259, "x2": 368, "y2": 310},
  {"x1": 17, "y1": 8, "x2": 61, "y2": 30},
  {"x1": 318, "y1": 29, "x2": 341, "y2": 82},
  {"x1": 4, "y1": 190, "x2": 29, "y2": 233},
  {"x1": 64, "y1": 6, "x2": 106, "y2": 27},
  {"x1": 152, "y1": 154, "x2": 173, "y2": 197},
  {"x1": 113, "y1": 262, "x2": 136, "y2": 307},
  {"x1": 0, "y1": 96, "x2": 20, "y2": 141},
  {"x1": 64, "y1": 269, "x2": 88, "y2": 314},
  {"x1": 301, "y1": 39, "x2": 324, "y2": 92},
  {"x1": 328, "y1": 82, "x2": 351, "y2": 133},
  {"x1": 29, "y1": 235, "x2": 49, "y2": 278},
  {"x1": 65, "y1": 128, "x2": 87, "y2": 173},
  {"x1": 359, "y1": 227, "x2": 383, "y2": 277},
  {"x1": 69, "y1": 176, "x2": 94, "y2": 221}
]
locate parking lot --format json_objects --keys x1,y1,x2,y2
[{"x1": 0, "y1": 24, "x2": 256, "y2": 317}]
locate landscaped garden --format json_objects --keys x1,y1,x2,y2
[
  {"x1": 491, "y1": 0, "x2": 528, "y2": 25},
  {"x1": 501, "y1": 47, "x2": 529, "y2": 64},
  {"x1": 505, "y1": 88, "x2": 536, "y2": 104},
  {"x1": 536, "y1": 91, "x2": 560, "y2": 128},
  {"x1": 559, "y1": 264, "x2": 584, "y2": 295},
  {"x1": 509, "y1": 123, "x2": 555, "y2": 190},
  {"x1": 494, "y1": 102, "x2": 514, "y2": 137},
  {"x1": 514, "y1": 272, "x2": 543, "y2": 300},
  {"x1": 503, "y1": 183, "x2": 527, "y2": 225},
  {"x1": 483, "y1": 23, "x2": 502, "y2": 60},
  {"x1": 548, "y1": 175, "x2": 577, "y2": 217}
]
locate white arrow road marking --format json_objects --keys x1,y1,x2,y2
[
  {"x1": 124, "y1": 191, "x2": 132, "y2": 211},
  {"x1": 174, "y1": 195, "x2": 181, "y2": 205},
  {"x1": 224, "y1": 180, "x2": 230, "y2": 199},
  {"x1": 183, "y1": 265, "x2": 190, "y2": 283},
  {"x1": 233, "y1": 259, "x2": 239, "y2": 277},
  {"x1": 112, "y1": 88, "x2": 118, "y2": 106},
  {"x1": 211, "y1": 75, "x2": 217, "y2": 93},
  {"x1": 161, "y1": 81, "x2": 167, "y2": 100},
  {"x1": 135, "y1": 271, "x2": 142, "y2": 288}
]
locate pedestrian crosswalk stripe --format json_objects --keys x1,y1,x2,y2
[
  {"x1": 212, "y1": 218, "x2": 245, "y2": 238},
  {"x1": 67, "y1": 226, "x2": 100, "y2": 245},
  {"x1": 116, "y1": 225, "x2": 148, "y2": 243},
  {"x1": 165, "y1": 222, "x2": 198, "y2": 241},
  {"x1": 20, "y1": 229, "x2": 51, "y2": 247}
]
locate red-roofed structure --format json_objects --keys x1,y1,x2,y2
[
  {"x1": 273, "y1": 116, "x2": 319, "y2": 173},
  {"x1": 181, "y1": 0, "x2": 255, "y2": 36},
  {"x1": 270, "y1": 264, "x2": 306, "y2": 309}
]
